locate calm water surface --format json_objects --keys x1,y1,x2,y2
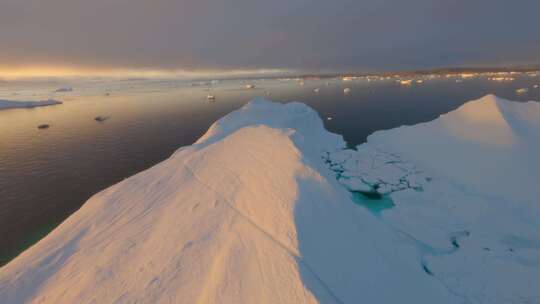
[{"x1": 1, "y1": 75, "x2": 539, "y2": 265}]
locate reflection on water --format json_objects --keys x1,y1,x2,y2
[{"x1": 1, "y1": 75, "x2": 539, "y2": 265}]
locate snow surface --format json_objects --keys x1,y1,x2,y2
[
  {"x1": 328, "y1": 94, "x2": 540, "y2": 303},
  {"x1": 0, "y1": 99, "x2": 62, "y2": 110},
  {"x1": 1, "y1": 95, "x2": 539, "y2": 303}
]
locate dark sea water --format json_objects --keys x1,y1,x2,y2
[{"x1": 1, "y1": 75, "x2": 539, "y2": 265}]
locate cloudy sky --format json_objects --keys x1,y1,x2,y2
[{"x1": 1, "y1": 0, "x2": 539, "y2": 75}]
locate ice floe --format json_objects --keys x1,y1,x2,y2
[
  {"x1": 54, "y1": 87, "x2": 73, "y2": 93},
  {"x1": 0, "y1": 99, "x2": 62, "y2": 110}
]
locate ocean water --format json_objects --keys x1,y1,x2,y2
[
  {"x1": 351, "y1": 192, "x2": 395, "y2": 216},
  {"x1": 1, "y1": 74, "x2": 539, "y2": 265}
]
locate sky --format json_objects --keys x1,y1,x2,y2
[{"x1": 1, "y1": 0, "x2": 540, "y2": 76}]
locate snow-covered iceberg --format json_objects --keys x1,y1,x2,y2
[
  {"x1": 327, "y1": 94, "x2": 540, "y2": 303},
  {"x1": 1, "y1": 95, "x2": 539, "y2": 303},
  {"x1": 0, "y1": 99, "x2": 62, "y2": 110}
]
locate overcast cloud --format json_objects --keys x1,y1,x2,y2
[{"x1": 1, "y1": 0, "x2": 539, "y2": 72}]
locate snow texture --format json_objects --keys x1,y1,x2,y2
[{"x1": 327, "y1": 94, "x2": 540, "y2": 304}]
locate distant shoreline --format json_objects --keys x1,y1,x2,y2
[
  {"x1": 184, "y1": 66, "x2": 540, "y2": 82},
  {"x1": 263, "y1": 67, "x2": 540, "y2": 81}
]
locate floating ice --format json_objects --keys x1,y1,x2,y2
[
  {"x1": 94, "y1": 116, "x2": 110, "y2": 122},
  {"x1": 54, "y1": 87, "x2": 73, "y2": 93},
  {"x1": 0, "y1": 99, "x2": 62, "y2": 110},
  {"x1": 516, "y1": 88, "x2": 529, "y2": 94}
]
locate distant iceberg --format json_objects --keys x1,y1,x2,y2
[
  {"x1": 1, "y1": 95, "x2": 539, "y2": 304},
  {"x1": 516, "y1": 88, "x2": 529, "y2": 94},
  {"x1": 0, "y1": 99, "x2": 62, "y2": 110},
  {"x1": 54, "y1": 87, "x2": 73, "y2": 93}
]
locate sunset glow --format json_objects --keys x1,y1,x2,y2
[{"x1": 0, "y1": 65, "x2": 289, "y2": 79}]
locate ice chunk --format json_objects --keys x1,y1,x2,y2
[
  {"x1": 54, "y1": 87, "x2": 73, "y2": 93},
  {"x1": 338, "y1": 176, "x2": 372, "y2": 192},
  {"x1": 0, "y1": 99, "x2": 62, "y2": 110},
  {"x1": 516, "y1": 88, "x2": 529, "y2": 94}
]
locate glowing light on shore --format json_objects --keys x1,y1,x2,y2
[
  {"x1": 460, "y1": 73, "x2": 476, "y2": 79},
  {"x1": 399, "y1": 79, "x2": 413, "y2": 85},
  {"x1": 489, "y1": 77, "x2": 514, "y2": 82}
]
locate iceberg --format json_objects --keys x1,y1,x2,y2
[
  {"x1": 0, "y1": 99, "x2": 62, "y2": 111},
  {"x1": 94, "y1": 116, "x2": 110, "y2": 122},
  {"x1": 516, "y1": 88, "x2": 529, "y2": 95},
  {"x1": 1, "y1": 95, "x2": 539, "y2": 303},
  {"x1": 328, "y1": 94, "x2": 540, "y2": 303},
  {"x1": 54, "y1": 87, "x2": 74, "y2": 93}
]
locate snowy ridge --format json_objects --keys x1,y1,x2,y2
[
  {"x1": 1, "y1": 96, "x2": 539, "y2": 303},
  {"x1": 0, "y1": 99, "x2": 62, "y2": 110}
]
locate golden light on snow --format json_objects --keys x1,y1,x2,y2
[{"x1": 441, "y1": 96, "x2": 514, "y2": 145}]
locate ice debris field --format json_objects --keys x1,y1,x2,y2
[{"x1": 1, "y1": 95, "x2": 539, "y2": 303}]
